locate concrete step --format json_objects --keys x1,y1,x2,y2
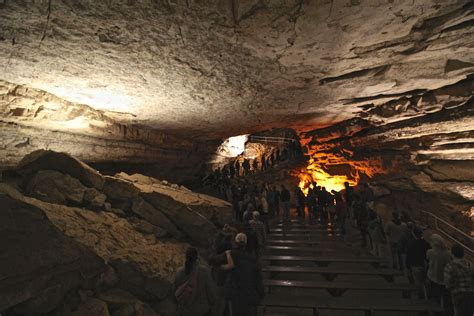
[{"x1": 260, "y1": 295, "x2": 443, "y2": 315}]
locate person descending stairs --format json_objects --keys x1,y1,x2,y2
[{"x1": 258, "y1": 217, "x2": 443, "y2": 316}]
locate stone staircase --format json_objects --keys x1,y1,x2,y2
[{"x1": 258, "y1": 218, "x2": 443, "y2": 316}]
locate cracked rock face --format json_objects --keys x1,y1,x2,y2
[{"x1": 1, "y1": 0, "x2": 473, "y2": 138}]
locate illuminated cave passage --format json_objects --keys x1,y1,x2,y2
[{"x1": 0, "y1": 1, "x2": 473, "y2": 315}]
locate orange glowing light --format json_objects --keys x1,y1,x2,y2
[{"x1": 295, "y1": 141, "x2": 391, "y2": 195}]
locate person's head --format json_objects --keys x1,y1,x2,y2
[
  {"x1": 252, "y1": 211, "x2": 260, "y2": 220},
  {"x1": 413, "y1": 228, "x2": 423, "y2": 239},
  {"x1": 322, "y1": 187, "x2": 327, "y2": 192},
  {"x1": 281, "y1": 184, "x2": 285, "y2": 189},
  {"x1": 406, "y1": 222, "x2": 414, "y2": 231},
  {"x1": 392, "y1": 212, "x2": 400, "y2": 220},
  {"x1": 344, "y1": 182, "x2": 349, "y2": 188},
  {"x1": 430, "y1": 234, "x2": 446, "y2": 249},
  {"x1": 235, "y1": 233, "x2": 247, "y2": 248},
  {"x1": 451, "y1": 244, "x2": 464, "y2": 259},
  {"x1": 184, "y1": 247, "x2": 198, "y2": 275},
  {"x1": 369, "y1": 212, "x2": 377, "y2": 221}
]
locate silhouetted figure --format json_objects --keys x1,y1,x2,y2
[
  {"x1": 427, "y1": 234, "x2": 452, "y2": 306},
  {"x1": 229, "y1": 163, "x2": 235, "y2": 179},
  {"x1": 444, "y1": 244, "x2": 474, "y2": 316},
  {"x1": 174, "y1": 247, "x2": 217, "y2": 316},
  {"x1": 354, "y1": 195, "x2": 369, "y2": 247},
  {"x1": 273, "y1": 186, "x2": 281, "y2": 217},
  {"x1": 306, "y1": 186, "x2": 315, "y2": 221},
  {"x1": 367, "y1": 211, "x2": 385, "y2": 256},
  {"x1": 385, "y1": 212, "x2": 407, "y2": 270},
  {"x1": 242, "y1": 159, "x2": 250, "y2": 176},
  {"x1": 406, "y1": 228, "x2": 430, "y2": 297},
  {"x1": 280, "y1": 185, "x2": 291, "y2": 219},
  {"x1": 222, "y1": 233, "x2": 265, "y2": 316},
  {"x1": 252, "y1": 159, "x2": 258, "y2": 174},
  {"x1": 249, "y1": 211, "x2": 266, "y2": 256},
  {"x1": 269, "y1": 152, "x2": 275, "y2": 167},
  {"x1": 343, "y1": 181, "x2": 354, "y2": 218},
  {"x1": 235, "y1": 160, "x2": 241, "y2": 177},
  {"x1": 295, "y1": 186, "x2": 305, "y2": 218},
  {"x1": 276, "y1": 148, "x2": 281, "y2": 161},
  {"x1": 260, "y1": 156, "x2": 266, "y2": 171}
]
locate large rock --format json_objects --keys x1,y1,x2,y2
[
  {"x1": 98, "y1": 288, "x2": 159, "y2": 316},
  {"x1": 71, "y1": 298, "x2": 110, "y2": 316},
  {"x1": 17, "y1": 150, "x2": 105, "y2": 190},
  {"x1": 26, "y1": 170, "x2": 87, "y2": 205},
  {"x1": 143, "y1": 191, "x2": 216, "y2": 247},
  {"x1": 131, "y1": 197, "x2": 183, "y2": 239},
  {"x1": 0, "y1": 194, "x2": 105, "y2": 314},
  {"x1": 0, "y1": 184, "x2": 189, "y2": 307},
  {"x1": 102, "y1": 176, "x2": 140, "y2": 211},
  {"x1": 117, "y1": 172, "x2": 231, "y2": 227}
]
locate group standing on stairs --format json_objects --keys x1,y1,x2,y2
[{"x1": 172, "y1": 177, "x2": 473, "y2": 316}]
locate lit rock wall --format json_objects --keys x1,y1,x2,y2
[
  {"x1": 301, "y1": 77, "x2": 473, "y2": 235},
  {"x1": 0, "y1": 81, "x2": 214, "y2": 177}
]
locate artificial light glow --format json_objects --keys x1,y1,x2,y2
[
  {"x1": 49, "y1": 87, "x2": 135, "y2": 112},
  {"x1": 295, "y1": 142, "x2": 390, "y2": 195},
  {"x1": 56, "y1": 117, "x2": 90, "y2": 130},
  {"x1": 217, "y1": 134, "x2": 249, "y2": 158}
]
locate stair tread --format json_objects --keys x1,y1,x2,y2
[
  {"x1": 261, "y1": 295, "x2": 443, "y2": 312},
  {"x1": 264, "y1": 279, "x2": 415, "y2": 290},
  {"x1": 263, "y1": 265, "x2": 400, "y2": 275},
  {"x1": 262, "y1": 255, "x2": 387, "y2": 263}
]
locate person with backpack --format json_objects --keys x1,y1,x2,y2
[
  {"x1": 221, "y1": 233, "x2": 265, "y2": 316},
  {"x1": 173, "y1": 247, "x2": 217, "y2": 316}
]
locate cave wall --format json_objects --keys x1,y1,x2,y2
[
  {"x1": 0, "y1": 81, "x2": 218, "y2": 183},
  {"x1": 302, "y1": 77, "x2": 473, "y2": 234}
]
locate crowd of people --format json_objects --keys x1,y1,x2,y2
[
  {"x1": 172, "y1": 176, "x2": 473, "y2": 316},
  {"x1": 202, "y1": 140, "x2": 303, "y2": 188}
]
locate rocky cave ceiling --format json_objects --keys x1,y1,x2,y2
[{"x1": 1, "y1": 0, "x2": 473, "y2": 140}]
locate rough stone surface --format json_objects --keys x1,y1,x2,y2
[
  {"x1": 0, "y1": 1, "x2": 472, "y2": 139},
  {"x1": 98, "y1": 288, "x2": 160, "y2": 316},
  {"x1": 71, "y1": 298, "x2": 110, "y2": 316},
  {"x1": 0, "y1": 184, "x2": 189, "y2": 307},
  {"x1": 26, "y1": 169, "x2": 87, "y2": 205},
  {"x1": 130, "y1": 197, "x2": 183, "y2": 239},
  {"x1": 0, "y1": 194, "x2": 105, "y2": 314},
  {"x1": 118, "y1": 172, "x2": 233, "y2": 227},
  {"x1": 17, "y1": 150, "x2": 105, "y2": 190}
]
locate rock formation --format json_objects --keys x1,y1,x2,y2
[{"x1": 0, "y1": 150, "x2": 233, "y2": 315}]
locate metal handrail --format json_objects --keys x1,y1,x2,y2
[
  {"x1": 249, "y1": 136, "x2": 297, "y2": 143},
  {"x1": 420, "y1": 210, "x2": 473, "y2": 253}
]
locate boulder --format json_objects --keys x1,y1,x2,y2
[
  {"x1": 26, "y1": 170, "x2": 87, "y2": 205},
  {"x1": 0, "y1": 194, "x2": 105, "y2": 314},
  {"x1": 109, "y1": 253, "x2": 171, "y2": 302},
  {"x1": 71, "y1": 298, "x2": 110, "y2": 316},
  {"x1": 142, "y1": 191, "x2": 216, "y2": 247},
  {"x1": 84, "y1": 188, "x2": 107, "y2": 209},
  {"x1": 17, "y1": 150, "x2": 104, "y2": 190},
  {"x1": 98, "y1": 288, "x2": 159, "y2": 316},
  {"x1": 102, "y1": 176, "x2": 140, "y2": 211},
  {"x1": 0, "y1": 184, "x2": 188, "y2": 308},
  {"x1": 117, "y1": 172, "x2": 231, "y2": 228},
  {"x1": 131, "y1": 197, "x2": 182, "y2": 239}
]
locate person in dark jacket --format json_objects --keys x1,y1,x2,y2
[
  {"x1": 280, "y1": 185, "x2": 291, "y2": 219},
  {"x1": 222, "y1": 233, "x2": 265, "y2": 316},
  {"x1": 406, "y1": 228, "x2": 431, "y2": 297},
  {"x1": 174, "y1": 247, "x2": 217, "y2": 316}
]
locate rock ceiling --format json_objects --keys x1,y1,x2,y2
[{"x1": 1, "y1": 0, "x2": 473, "y2": 139}]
